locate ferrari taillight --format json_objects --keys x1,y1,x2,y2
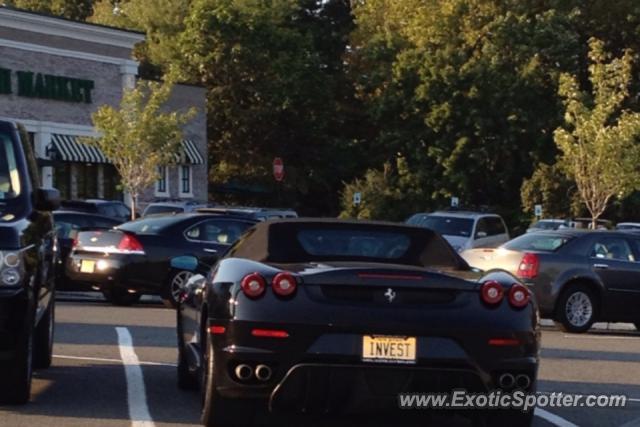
[
  {"x1": 508, "y1": 283, "x2": 530, "y2": 308},
  {"x1": 272, "y1": 272, "x2": 297, "y2": 297},
  {"x1": 241, "y1": 273, "x2": 266, "y2": 298},
  {"x1": 480, "y1": 280, "x2": 504, "y2": 305}
]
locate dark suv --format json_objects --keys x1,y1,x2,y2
[{"x1": 0, "y1": 121, "x2": 60, "y2": 404}]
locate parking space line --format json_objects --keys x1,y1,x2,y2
[
  {"x1": 116, "y1": 327, "x2": 156, "y2": 427},
  {"x1": 53, "y1": 354, "x2": 176, "y2": 367},
  {"x1": 535, "y1": 408, "x2": 579, "y2": 427}
]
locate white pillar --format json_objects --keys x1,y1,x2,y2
[
  {"x1": 120, "y1": 60, "x2": 138, "y2": 90},
  {"x1": 97, "y1": 164, "x2": 104, "y2": 198}
]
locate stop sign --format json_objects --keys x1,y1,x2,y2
[{"x1": 273, "y1": 157, "x2": 284, "y2": 182}]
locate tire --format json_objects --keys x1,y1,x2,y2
[
  {"x1": 163, "y1": 270, "x2": 193, "y2": 308},
  {"x1": 0, "y1": 324, "x2": 34, "y2": 405},
  {"x1": 33, "y1": 301, "x2": 54, "y2": 370},
  {"x1": 555, "y1": 284, "x2": 598, "y2": 333},
  {"x1": 106, "y1": 288, "x2": 141, "y2": 306},
  {"x1": 177, "y1": 320, "x2": 198, "y2": 390},
  {"x1": 201, "y1": 325, "x2": 254, "y2": 427}
]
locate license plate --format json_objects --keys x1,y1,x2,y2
[
  {"x1": 362, "y1": 335, "x2": 417, "y2": 364},
  {"x1": 80, "y1": 260, "x2": 96, "y2": 273}
]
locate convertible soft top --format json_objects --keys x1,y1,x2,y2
[{"x1": 227, "y1": 218, "x2": 469, "y2": 270}]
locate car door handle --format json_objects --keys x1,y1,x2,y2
[
  {"x1": 593, "y1": 263, "x2": 609, "y2": 269},
  {"x1": 203, "y1": 248, "x2": 218, "y2": 254}
]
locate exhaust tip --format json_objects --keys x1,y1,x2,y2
[
  {"x1": 516, "y1": 374, "x2": 531, "y2": 389},
  {"x1": 255, "y1": 364, "x2": 272, "y2": 382},
  {"x1": 234, "y1": 364, "x2": 253, "y2": 381},
  {"x1": 498, "y1": 373, "x2": 515, "y2": 389}
]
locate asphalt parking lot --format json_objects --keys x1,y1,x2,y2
[{"x1": 1, "y1": 295, "x2": 639, "y2": 427}]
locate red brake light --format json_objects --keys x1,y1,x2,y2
[
  {"x1": 241, "y1": 273, "x2": 266, "y2": 299},
  {"x1": 118, "y1": 233, "x2": 144, "y2": 253},
  {"x1": 517, "y1": 253, "x2": 539, "y2": 279},
  {"x1": 488, "y1": 338, "x2": 521, "y2": 346},
  {"x1": 272, "y1": 272, "x2": 297, "y2": 297},
  {"x1": 209, "y1": 325, "x2": 226, "y2": 335},
  {"x1": 480, "y1": 280, "x2": 504, "y2": 305},
  {"x1": 508, "y1": 283, "x2": 531, "y2": 308},
  {"x1": 251, "y1": 328, "x2": 289, "y2": 338}
]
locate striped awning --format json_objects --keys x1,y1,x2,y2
[
  {"x1": 51, "y1": 134, "x2": 110, "y2": 164},
  {"x1": 173, "y1": 139, "x2": 205, "y2": 165}
]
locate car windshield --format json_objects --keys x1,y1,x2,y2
[
  {"x1": 118, "y1": 216, "x2": 183, "y2": 234},
  {"x1": 0, "y1": 131, "x2": 21, "y2": 199},
  {"x1": 409, "y1": 215, "x2": 474, "y2": 237},
  {"x1": 144, "y1": 205, "x2": 184, "y2": 216},
  {"x1": 503, "y1": 233, "x2": 573, "y2": 252},
  {"x1": 297, "y1": 229, "x2": 411, "y2": 259}
]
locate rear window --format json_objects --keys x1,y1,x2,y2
[
  {"x1": 297, "y1": 229, "x2": 411, "y2": 259},
  {"x1": 118, "y1": 216, "x2": 182, "y2": 234},
  {"x1": 409, "y1": 215, "x2": 474, "y2": 237},
  {"x1": 143, "y1": 205, "x2": 184, "y2": 216},
  {"x1": 54, "y1": 214, "x2": 119, "y2": 239},
  {"x1": 531, "y1": 220, "x2": 564, "y2": 230},
  {"x1": 503, "y1": 233, "x2": 572, "y2": 252}
]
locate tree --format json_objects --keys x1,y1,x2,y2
[
  {"x1": 90, "y1": 0, "x2": 191, "y2": 78},
  {"x1": 85, "y1": 79, "x2": 195, "y2": 218},
  {"x1": 554, "y1": 38, "x2": 640, "y2": 228},
  {"x1": 177, "y1": 0, "x2": 357, "y2": 214},
  {"x1": 520, "y1": 163, "x2": 581, "y2": 219}
]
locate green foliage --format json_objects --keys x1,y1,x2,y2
[
  {"x1": 554, "y1": 38, "x2": 640, "y2": 226},
  {"x1": 178, "y1": 0, "x2": 357, "y2": 213},
  {"x1": 520, "y1": 163, "x2": 581, "y2": 219},
  {"x1": 339, "y1": 157, "x2": 424, "y2": 221},
  {"x1": 85, "y1": 79, "x2": 195, "y2": 217},
  {"x1": 4, "y1": 0, "x2": 94, "y2": 20}
]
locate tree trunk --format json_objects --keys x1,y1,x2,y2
[{"x1": 130, "y1": 193, "x2": 138, "y2": 221}]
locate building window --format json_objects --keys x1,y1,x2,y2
[
  {"x1": 180, "y1": 165, "x2": 192, "y2": 196},
  {"x1": 155, "y1": 165, "x2": 168, "y2": 196}
]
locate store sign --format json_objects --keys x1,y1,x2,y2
[{"x1": 0, "y1": 67, "x2": 94, "y2": 103}]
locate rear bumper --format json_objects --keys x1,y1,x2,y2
[
  {"x1": 66, "y1": 253, "x2": 160, "y2": 294},
  {"x1": 210, "y1": 320, "x2": 539, "y2": 413}
]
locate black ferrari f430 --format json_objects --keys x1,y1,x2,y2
[{"x1": 176, "y1": 219, "x2": 540, "y2": 426}]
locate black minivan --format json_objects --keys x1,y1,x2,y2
[{"x1": 0, "y1": 121, "x2": 60, "y2": 404}]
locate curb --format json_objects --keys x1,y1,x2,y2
[{"x1": 540, "y1": 318, "x2": 636, "y2": 331}]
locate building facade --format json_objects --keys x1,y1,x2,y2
[{"x1": 0, "y1": 6, "x2": 208, "y2": 207}]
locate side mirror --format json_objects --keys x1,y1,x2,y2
[
  {"x1": 34, "y1": 188, "x2": 61, "y2": 211},
  {"x1": 475, "y1": 231, "x2": 487, "y2": 239},
  {"x1": 170, "y1": 255, "x2": 198, "y2": 272}
]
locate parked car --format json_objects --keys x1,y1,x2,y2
[
  {"x1": 196, "y1": 206, "x2": 298, "y2": 220},
  {"x1": 615, "y1": 222, "x2": 640, "y2": 230},
  {"x1": 406, "y1": 211, "x2": 509, "y2": 252},
  {"x1": 60, "y1": 199, "x2": 131, "y2": 223},
  {"x1": 0, "y1": 121, "x2": 60, "y2": 404},
  {"x1": 52, "y1": 211, "x2": 121, "y2": 291},
  {"x1": 142, "y1": 199, "x2": 212, "y2": 217},
  {"x1": 66, "y1": 213, "x2": 258, "y2": 307},
  {"x1": 177, "y1": 219, "x2": 539, "y2": 426},
  {"x1": 526, "y1": 219, "x2": 570, "y2": 233},
  {"x1": 461, "y1": 230, "x2": 640, "y2": 333},
  {"x1": 571, "y1": 218, "x2": 613, "y2": 230}
]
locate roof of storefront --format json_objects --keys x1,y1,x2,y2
[{"x1": 0, "y1": 5, "x2": 144, "y2": 48}]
